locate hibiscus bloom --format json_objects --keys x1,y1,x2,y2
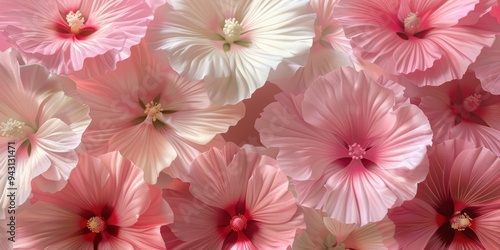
[
  {"x1": 0, "y1": 0, "x2": 154, "y2": 78},
  {"x1": 387, "y1": 139, "x2": 500, "y2": 249},
  {"x1": 293, "y1": 207, "x2": 394, "y2": 249},
  {"x1": 15, "y1": 151, "x2": 173, "y2": 249},
  {"x1": 74, "y1": 42, "x2": 245, "y2": 184},
  {"x1": 470, "y1": 36, "x2": 500, "y2": 94},
  {"x1": 146, "y1": 0, "x2": 315, "y2": 105},
  {"x1": 418, "y1": 70, "x2": 500, "y2": 156},
  {"x1": 269, "y1": 0, "x2": 353, "y2": 94},
  {"x1": 0, "y1": 49, "x2": 90, "y2": 212},
  {"x1": 255, "y1": 67, "x2": 432, "y2": 226},
  {"x1": 163, "y1": 143, "x2": 303, "y2": 249},
  {"x1": 333, "y1": 0, "x2": 499, "y2": 86}
]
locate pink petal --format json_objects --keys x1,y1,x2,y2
[
  {"x1": 245, "y1": 164, "x2": 296, "y2": 223},
  {"x1": 473, "y1": 208, "x2": 500, "y2": 249},
  {"x1": 302, "y1": 67, "x2": 396, "y2": 144},
  {"x1": 470, "y1": 35, "x2": 500, "y2": 94},
  {"x1": 387, "y1": 199, "x2": 439, "y2": 249},
  {"x1": 108, "y1": 123, "x2": 177, "y2": 184},
  {"x1": 367, "y1": 104, "x2": 432, "y2": 172},
  {"x1": 449, "y1": 147, "x2": 500, "y2": 206},
  {"x1": 163, "y1": 188, "x2": 224, "y2": 249},
  {"x1": 167, "y1": 103, "x2": 245, "y2": 145},
  {"x1": 255, "y1": 92, "x2": 345, "y2": 181}
]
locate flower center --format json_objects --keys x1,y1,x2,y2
[
  {"x1": 144, "y1": 101, "x2": 163, "y2": 122},
  {"x1": 66, "y1": 10, "x2": 85, "y2": 34},
  {"x1": 223, "y1": 18, "x2": 243, "y2": 44},
  {"x1": 1, "y1": 118, "x2": 26, "y2": 139},
  {"x1": 348, "y1": 143, "x2": 366, "y2": 160},
  {"x1": 230, "y1": 214, "x2": 247, "y2": 232},
  {"x1": 463, "y1": 94, "x2": 482, "y2": 112},
  {"x1": 87, "y1": 216, "x2": 106, "y2": 233},
  {"x1": 450, "y1": 211, "x2": 472, "y2": 231},
  {"x1": 404, "y1": 13, "x2": 420, "y2": 35}
]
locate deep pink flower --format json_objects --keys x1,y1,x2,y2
[
  {"x1": 0, "y1": 49, "x2": 90, "y2": 212},
  {"x1": 74, "y1": 42, "x2": 245, "y2": 183},
  {"x1": 418, "y1": 70, "x2": 500, "y2": 156},
  {"x1": 387, "y1": 139, "x2": 500, "y2": 249},
  {"x1": 270, "y1": 0, "x2": 353, "y2": 94},
  {"x1": 334, "y1": 0, "x2": 499, "y2": 86},
  {"x1": 0, "y1": 0, "x2": 154, "y2": 78},
  {"x1": 146, "y1": 0, "x2": 316, "y2": 105},
  {"x1": 163, "y1": 143, "x2": 303, "y2": 249},
  {"x1": 15, "y1": 151, "x2": 173, "y2": 249},
  {"x1": 255, "y1": 67, "x2": 432, "y2": 226}
]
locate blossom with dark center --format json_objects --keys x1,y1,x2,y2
[
  {"x1": 387, "y1": 139, "x2": 500, "y2": 249},
  {"x1": 15, "y1": 152, "x2": 173, "y2": 249},
  {"x1": 163, "y1": 143, "x2": 303, "y2": 249}
]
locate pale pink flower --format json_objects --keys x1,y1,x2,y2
[
  {"x1": 255, "y1": 67, "x2": 433, "y2": 226},
  {"x1": 293, "y1": 207, "x2": 394, "y2": 249},
  {"x1": 470, "y1": 36, "x2": 500, "y2": 94},
  {"x1": 146, "y1": 0, "x2": 315, "y2": 105},
  {"x1": 163, "y1": 143, "x2": 303, "y2": 249},
  {"x1": 15, "y1": 151, "x2": 173, "y2": 249},
  {"x1": 0, "y1": 49, "x2": 90, "y2": 212},
  {"x1": 418, "y1": 70, "x2": 500, "y2": 156},
  {"x1": 0, "y1": 0, "x2": 154, "y2": 78},
  {"x1": 387, "y1": 139, "x2": 500, "y2": 249},
  {"x1": 270, "y1": 0, "x2": 353, "y2": 94},
  {"x1": 74, "y1": 42, "x2": 245, "y2": 184},
  {"x1": 334, "y1": 0, "x2": 499, "y2": 86}
]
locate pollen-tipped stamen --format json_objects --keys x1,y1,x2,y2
[
  {"x1": 230, "y1": 214, "x2": 248, "y2": 232},
  {"x1": 348, "y1": 143, "x2": 366, "y2": 160},
  {"x1": 1, "y1": 118, "x2": 26, "y2": 139},
  {"x1": 87, "y1": 216, "x2": 106, "y2": 233},
  {"x1": 450, "y1": 211, "x2": 472, "y2": 231},
  {"x1": 144, "y1": 101, "x2": 163, "y2": 122},
  {"x1": 66, "y1": 10, "x2": 85, "y2": 34},
  {"x1": 404, "y1": 13, "x2": 420, "y2": 36},
  {"x1": 223, "y1": 18, "x2": 243, "y2": 44},
  {"x1": 463, "y1": 94, "x2": 482, "y2": 112}
]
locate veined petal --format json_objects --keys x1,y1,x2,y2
[{"x1": 108, "y1": 123, "x2": 177, "y2": 184}]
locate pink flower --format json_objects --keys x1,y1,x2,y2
[
  {"x1": 333, "y1": 0, "x2": 499, "y2": 86},
  {"x1": 15, "y1": 151, "x2": 173, "y2": 249},
  {"x1": 0, "y1": 0, "x2": 154, "y2": 78},
  {"x1": 74, "y1": 42, "x2": 245, "y2": 183},
  {"x1": 470, "y1": 36, "x2": 500, "y2": 94},
  {"x1": 163, "y1": 143, "x2": 303, "y2": 249},
  {"x1": 418, "y1": 70, "x2": 500, "y2": 156},
  {"x1": 293, "y1": 207, "x2": 394, "y2": 249},
  {"x1": 255, "y1": 67, "x2": 433, "y2": 226},
  {"x1": 0, "y1": 49, "x2": 90, "y2": 212},
  {"x1": 387, "y1": 139, "x2": 500, "y2": 249},
  {"x1": 269, "y1": 0, "x2": 353, "y2": 94},
  {"x1": 146, "y1": 0, "x2": 315, "y2": 105}
]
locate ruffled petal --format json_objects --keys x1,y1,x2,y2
[
  {"x1": 108, "y1": 123, "x2": 177, "y2": 184},
  {"x1": 449, "y1": 147, "x2": 500, "y2": 206}
]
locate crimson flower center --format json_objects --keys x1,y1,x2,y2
[
  {"x1": 403, "y1": 12, "x2": 420, "y2": 35},
  {"x1": 348, "y1": 143, "x2": 366, "y2": 160},
  {"x1": 87, "y1": 216, "x2": 106, "y2": 233},
  {"x1": 450, "y1": 211, "x2": 472, "y2": 231},
  {"x1": 462, "y1": 94, "x2": 482, "y2": 112},
  {"x1": 230, "y1": 214, "x2": 248, "y2": 232},
  {"x1": 66, "y1": 10, "x2": 85, "y2": 34}
]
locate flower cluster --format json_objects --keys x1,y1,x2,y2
[{"x1": 1, "y1": 0, "x2": 500, "y2": 249}]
